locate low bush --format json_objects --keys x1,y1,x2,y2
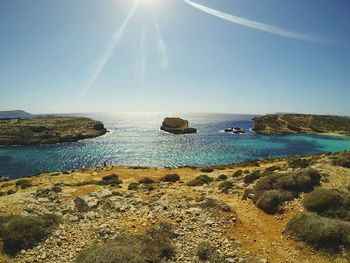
[
  {"x1": 161, "y1": 174, "x2": 180, "y2": 183},
  {"x1": 255, "y1": 190, "x2": 295, "y2": 214},
  {"x1": 200, "y1": 198, "x2": 231, "y2": 212},
  {"x1": 286, "y1": 212, "x2": 350, "y2": 251},
  {"x1": 138, "y1": 177, "x2": 155, "y2": 184},
  {"x1": 254, "y1": 168, "x2": 320, "y2": 194},
  {"x1": 0, "y1": 191, "x2": 5, "y2": 196},
  {"x1": 197, "y1": 242, "x2": 217, "y2": 261},
  {"x1": 15, "y1": 179, "x2": 32, "y2": 189},
  {"x1": 243, "y1": 170, "x2": 260, "y2": 184},
  {"x1": 218, "y1": 181, "x2": 233, "y2": 193},
  {"x1": 187, "y1": 175, "x2": 213, "y2": 186},
  {"x1": 332, "y1": 151, "x2": 350, "y2": 168},
  {"x1": 263, "y1": 165, "x2": 280, "y2": 175},
  {"x1": 200, "y1": 168, "x2": 214, "y2": 173},
  {"x1": 253, "y1": 168, "x2": 320, "y2": 214},
  {"x1": 303, "y1": 189, "x2": 343, "y2": 213},
  {"x1": 288, "y1": 158, "x2": 310, "y2": 169},
  {"x1": 99, "y1": 174, "x2": 123, "y2": 186},
  {"x1": 7, "y1": 189, "x2": 16, "y2": 195},
  {"x1": 74, "y1": 181, "x2": 99, "y2": 187},
  {"x1": 51, "y1": 186, "x2": 62, "y2": 193},
  {"x1": 217, "y1": 174, "x2": 227, "y2": 180},
  {"x1": 303, "y1": 189, "x2": 350, "y2": 221},
  {"x1": 232, "y1": 170, "x2": 243, "y2": 177},
  {"x1": 0, "y1": 214, "x2": 60, "y2": 255},
  {"x1": 139, "y1": 184, "x2": 155, "y2": 191},
  {"x1": 76, "y1": 223, "x2": 175, "y2": 263},
  {"x1": 276, "y1": 168, "x2": 321, "y2": 193},
  {"x1": 128, "y1": 182, "x2": 139, "y2": 191}
]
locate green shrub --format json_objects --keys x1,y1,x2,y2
[
  {"x1": 7, "y1": 189, "x2": 16, "y2": 195},
  {"x1": 200, "y1": 198, "x2": 231, "y2": 212},
  {"x1": 218, "y1": 181, "x2": 233, "y2": 193},
  {"x1": 286, "y1": 212, "x2": 350, "y2": 251},
  {"x1": 74, "y1": 181, "x2": 98, "y2": 187},
  {"x1": 217, "y1": 174, "x2": 227, "y2": 180},
  {"x1": 99, "y1": 174, "x2": 122, "y2": 186},
  {"x1": 76, "y1": 223, "x2": 174, "y2": 263},
  {"x1": 244, "y1": 170, "x2": 260, "y2": 184},
  {"x1": 187, "y1": 175, "x2": 213, "y2": 186},
  {"x1": 200, "y1": 168, "x2": 214, "y2": 173},
  {"x1": 51, "y1": 186, "x2": 62, "y2": 193},
  {"x1": 128, "y1": 182, "x2": 139, "y2": 191},
  {"x1": 139, "y1": 184, "x2": 155, "y2": 191},
  {"x1": 139, "y1": 177, "x2": 155, "y2": 184},
  {"x1": 0, "y1": 214, "x2": 60, "y2": 255},
  {"x1": 232, "y1": 170, "x2": 243, "y2": 177},
  {"x1": 263, "y1": 165, "x2": 280, "y2": 174},
  {"x1": 0, "y1": 191, "x2": 5, "y2": 196},
  {"x1": 288, "y1": 158, "x2": 310, "y2": 169},
  {"x1": 303, "y1": 189, "x2": 343, "y2": 213},
  {"x1": 303, "y1": 189, "x2": 350, "y2": 221},
  {"x1": 197, "y1": 242, "x2": 217, "y2": 261},
  {"x1": 161, "y1": 174, "x2": 180, "y2": 183},
  {"x1": 254, "y1": 190, "x2": 295, "y2": 214},
  {"x1": 276, "y1": 168, "x2": 321, "y2": 193},
  {"x1": 332, "y1": 152, "x2": 350, "y2": 168},
  {"x1": 254, "y1": 168, "x2": 320, "y2": 194},
  {"x1": 15, "y1": 179, "x2": 32, "y2": 189},
  {"x1": 253, "y1": 168, "x2": 320, "y2": 214}
]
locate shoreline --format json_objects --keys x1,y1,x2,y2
[{"x1": 0, "y1": 151, "x2": 349, "y2": 262}]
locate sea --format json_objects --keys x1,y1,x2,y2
[{"x1": 1, "y1": 113, "x2": 350, "y2": 179}]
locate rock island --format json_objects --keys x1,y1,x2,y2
[{"x1": 160, "y1": 117, "x2": 197, "y2": 134}]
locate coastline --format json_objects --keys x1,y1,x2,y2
[{"x1": 1, "y1": 151, "x2": 350, "y2": 262}]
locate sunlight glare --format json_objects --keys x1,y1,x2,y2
[{"x1": 139, "y1": 0, "x2": 158, "y2": 5}]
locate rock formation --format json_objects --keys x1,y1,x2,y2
[
  {"x1": 160, "y1": 117, "x2": 197, "y2": 134},
  {"x1": 253, "y1": 114, "x2": 350, "y2": 135},
  {"x1": 0, "y1": 116, "x2": 107, "y2": 145}
]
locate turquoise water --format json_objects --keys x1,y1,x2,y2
[{"x1": 0, "y1": 113, "x2": 349, "y2": 179}]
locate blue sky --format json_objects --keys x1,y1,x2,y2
[{"x1": 0, "y1": 0, "x2": 349, "y2": 115}]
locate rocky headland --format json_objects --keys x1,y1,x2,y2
[
  {"x1": 0, "y1": 151, "x2": 350, "y2": 262},
  {"x1": 253, "y1": 114, "x2": 350, "y2": 135},
  {"x1": 161, "y1": 118, "x2": 197, "y2": 134},
  {"x1": 0, "y1": 110, "x2": 32, "y2": 120},
  {"x1": 0, "y1": 116, "x2": 107, "y2": 146}
]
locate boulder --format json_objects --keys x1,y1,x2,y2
[{"x1": 160, "y1": 117, "x2": 197, "y2": 134}]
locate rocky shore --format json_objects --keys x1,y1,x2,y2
[
  {"x1": 253, "y1": 114, "x2": 350, "y2": 135},
  {"x1": 0, "y1": 151, "x2": 350, "y2": 262},
  {"x1": 0, "y1": 116, "x2": 107, "y2": 146}
]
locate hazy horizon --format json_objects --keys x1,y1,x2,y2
[{"x1": 1, "y1": 0, "x2": 349, "y2": 115}]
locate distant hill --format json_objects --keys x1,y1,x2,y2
[
  {"x1": 0, "y1": 110, "x2": 33, "y2": 119},
  {"x1": 253, "y1": 114, "x2": 350, "y2": 135}
]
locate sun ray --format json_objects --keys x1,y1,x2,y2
[
  {"x1": 82, "y1": 0, "x2": 139, "y2": 96},
  {"x1": 183, "y1": 0, "x2": 323, "y2": 43},
  {"x1": 153, "y1": 6, "x2": 169, "y2": 70},
  {"x1": 137, "y1": 27, "x2": 148, "y2": 98}
]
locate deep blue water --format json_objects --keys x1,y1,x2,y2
[{"x1": 0, "y1": 113, "x2": 350, "y2": 179}]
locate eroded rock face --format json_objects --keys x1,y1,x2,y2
[{"x1": 161, "y1": 117, "x2": 197, "y2": 134}]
